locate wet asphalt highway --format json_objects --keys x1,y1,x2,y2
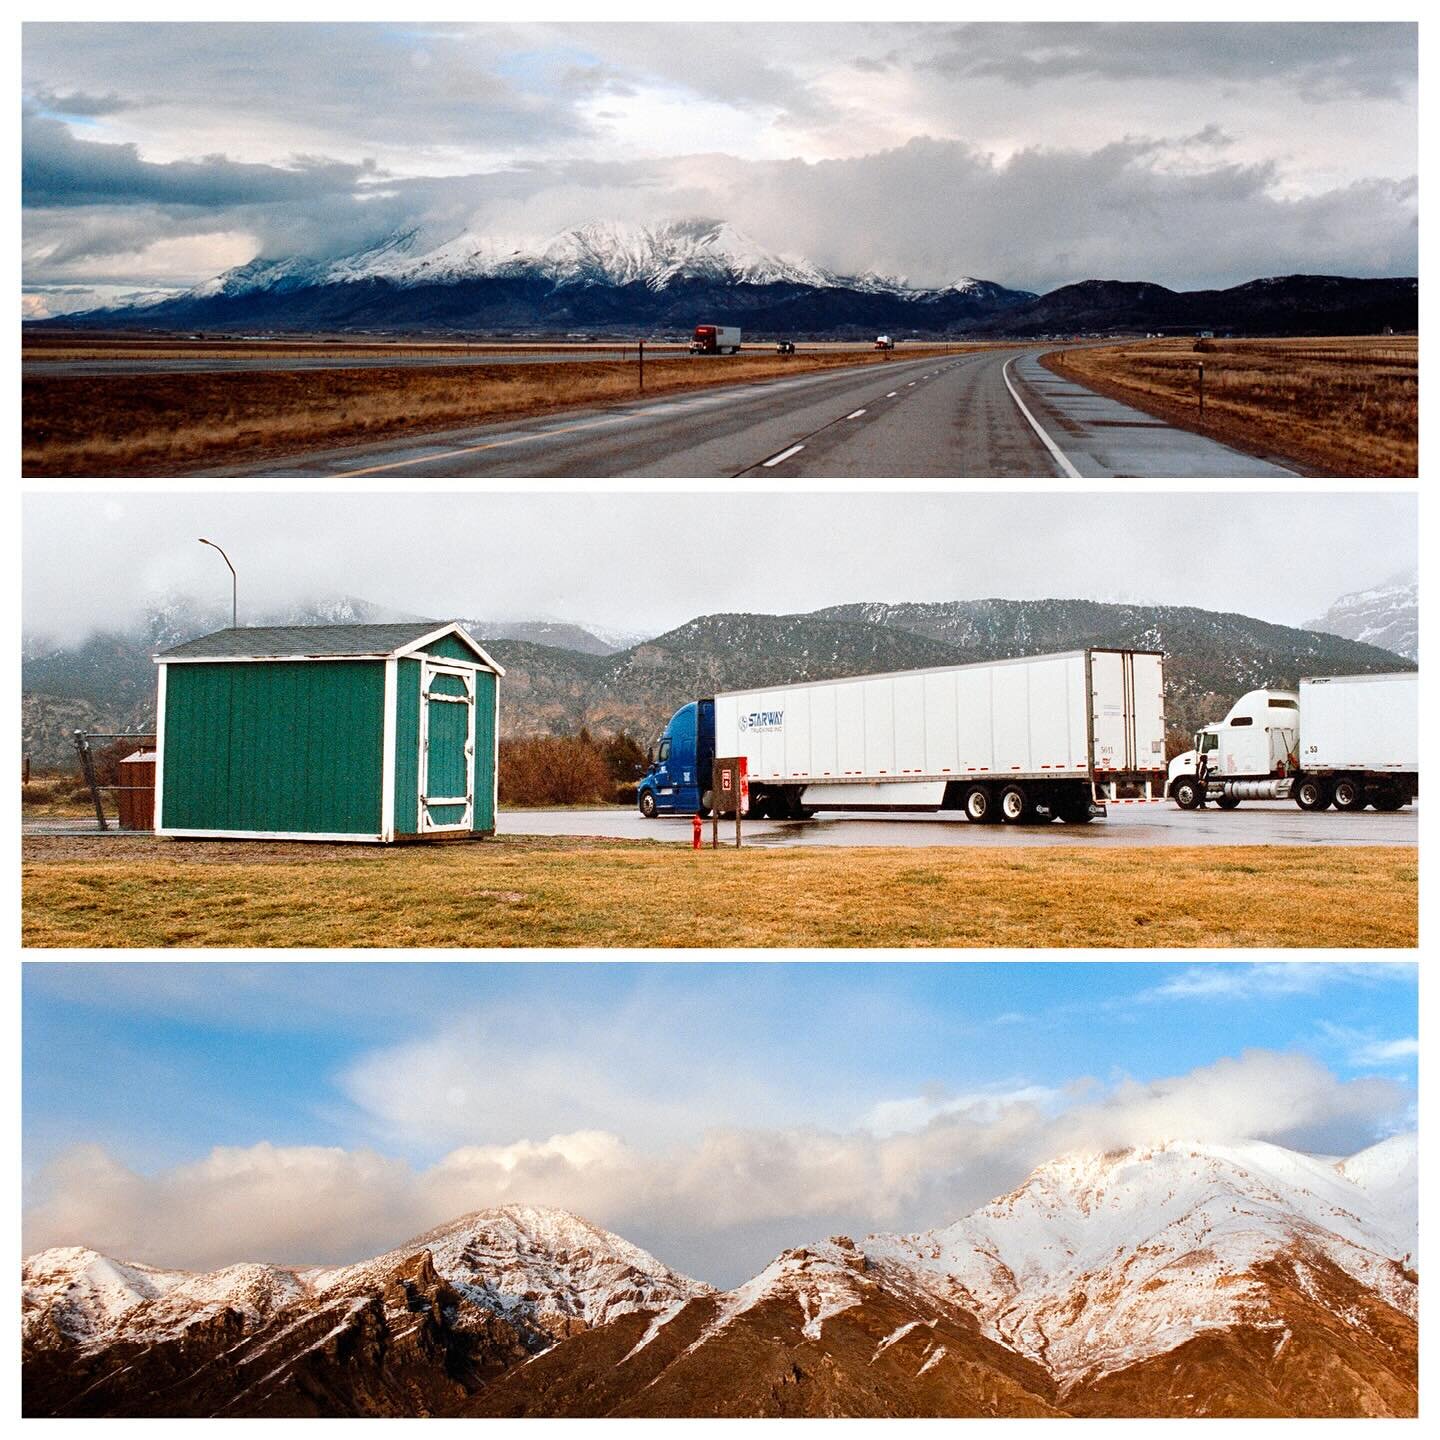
[{"x1": 217, "y1": 346, "x2": 1297, "y2": 479}]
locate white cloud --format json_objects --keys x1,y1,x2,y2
[
  {"x1": 1145, "y1": 962, "x2": 1415, "y2": 1002},
  {"x1": 857, "y1": 1083, "x2": 1064, "y2": 1137},
  {"x1": 23, "y1": 1050, "x2": 1409, "y2": 1287}
]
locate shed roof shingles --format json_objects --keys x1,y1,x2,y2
[{"x1": 158, "y1": 622, "x2": 468, "y2": 661}]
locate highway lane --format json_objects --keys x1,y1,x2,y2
[
  {"x1": 222, "y1": 343, "x2": 1297, "y2": 478},
  {"x1": 221, "y1": 350, "x2": 1050, "y2": 478},
  {"x1": 499, "y1": 801, "x2": 1417, "y2": 849}
]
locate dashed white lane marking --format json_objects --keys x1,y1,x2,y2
[
  {"x1": 845, "y1": 408, "x2": 867, "y2": 419},
  {"x1": 762, "y1": 443, "x2": 806, "y2": 468},
  {"x1": 907, "y1": 381, "x2": 916, "y2": 387},
  {"x1": 886, "y1": 391, "x2": 898, "y2": 397}
]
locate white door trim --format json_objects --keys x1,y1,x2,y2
[{"x1": 419, "y1": 660, "x2": 475, "y2": 833}]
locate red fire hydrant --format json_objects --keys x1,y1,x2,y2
[{"x1": 692, "y1": 812, "x2": 703, "y2": 849}]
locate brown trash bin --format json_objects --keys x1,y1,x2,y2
[{"x1": 116, "y1": 749, "x2": 157, "y2": 830}]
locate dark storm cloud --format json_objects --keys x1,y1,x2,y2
[
  {"x1": 22, "y1": 110, "x2": 379, "y2": 209},
  {"x1": 921, "y1": 22, "x2": 1417, "y2": 100},
  {"x1": 27, "y1": 86, "x2": 138, "y2": 116}
]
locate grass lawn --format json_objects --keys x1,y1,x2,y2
[
  {"x1": 21, "y1": 835, "x2": 1417, "y2": 948},
  {"x1": 1042, "y1": 336, "x2": 1416, "y2": 477}
]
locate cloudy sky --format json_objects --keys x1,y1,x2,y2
[
  {"x1": 21, "y1": 490, "x2": 1417, "y2": 645},
  {"x1": 22, "y1": 21, "x2": 1417, "y2": 316},
  {"x1": 22, "y1": 961, "x2": 1416, "y2": 1285}
]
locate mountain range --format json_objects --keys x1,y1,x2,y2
[
  {"x1": 1304, "y1": 569, "x2": 1418, "y2": 661},
  {"x1": 29, "y1": 217, "x2": 1416, "y2": 339},
  {"x1": 22, "y1": 590, "x2": 1415, "y2": 769},
  {"x1": 22, "y1": 1137, "x2": 1417, "y2": 1417}
]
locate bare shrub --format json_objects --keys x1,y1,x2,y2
[{"x1": 499, "y1": 735, "x2": 614, "y2": 807}]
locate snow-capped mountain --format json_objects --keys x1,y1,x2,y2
[
  {"x1": 306, "y1": 1206, "x2": 710, "y2": 1342},
  {"x1": 478, "y1": 1138, "x2": 1416, "y2": 1418},
  {"x1": 23, "y1": 1141, "x2": 1416, "y2": 1418},
  {"x1": 23, "y1": 1206, "x2": 709, "y2": 1417},
  {"x1": 182, "y1": 219, "x2": 999, "y2": 302},
  {"x1": 39, "y1": 217, "x2": 1036, "y2": 336},
  {"x1": 1305, "y1": 569, "x2": 1418, "y2": 661},
  {"x1": 868, "y1": 1137, "x2": 1417, "y2": 1387}
]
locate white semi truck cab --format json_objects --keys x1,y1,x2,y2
[
  {"x1": 1167, "y1": 689, "x2": 1300, "y2": 810},
  {"x1": 1168, "y1": 672, "x2": 1417, "y2": 812}
]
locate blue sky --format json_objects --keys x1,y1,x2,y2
[{"x1": 22, "y1": 962, "x2": 1417, "y2": 1284}]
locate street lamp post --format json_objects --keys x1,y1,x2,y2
[{"x1": 198, "y1": 537, "x2": 237, "y2": 628}]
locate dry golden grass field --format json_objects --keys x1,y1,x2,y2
[
  {"x1": 21, "y1": 835, "x2": 1416, "y2": 948},
  {"x1": 1043, "y1": 336, "x2": 1417, "y2": 476},
  {"x1": 22, "y1": 343, "x2": 979, "y2": 476}
]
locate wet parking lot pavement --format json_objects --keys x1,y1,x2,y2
[
  {"x1": 24, "y1": 802, "x2": 1414, "y2": 848},
  {"x1": 498, "y1": 801, "x2": 1416, "y2": 849}
]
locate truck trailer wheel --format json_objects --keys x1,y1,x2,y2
[
  {"x1": 999, "y1": 784, "x2": 1032, "y2": 824},
  {"x1": 1215, "y1": 793, "x2": 1242, "y2": 810},
  {"x1": 1372, "y1": 788, "x2": 1406, "y2": 812},
  {"x1": 1171, "y1": 777, "x2": 1204, "y2": 810},
  {"x1": 638, "y1": 790, "x2": 658, "y2": 819},
  {"x1": 963, "y1": 785, "x2": 996, "y2": 824},
  {"x1": 1294, "y1": 777, "x2": 1332, "y2": 811},
  {"x1": 1331, "y1": 778, "x2": 1365, "y2": 812},
  {"x1": 1056, "y1": 796, "x2": 1095, "y2": 824}
]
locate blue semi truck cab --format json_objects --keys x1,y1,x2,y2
[{"x1": 637, "y1": 699, "x2": 714, "y2": 817}]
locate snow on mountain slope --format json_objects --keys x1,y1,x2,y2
[
  {"x1": 680, "y1": 1237, "x2": 869, "y2": 1355},
  {"x1": 1337, "y1": 1133, "x2": 1417, "y2": 1257},
  {"x1": 1304, "y1": 569, "x2": 1417, "y2": 661},
  {"x1": 189, "y1": 218, "x2": 840, "y2": 300},
  {"x1": 308, "y1": 1205, "x2": 709, "y2": 1337},
  {"x1": 24, "y1": 1205, "x2": 707, "y2": 1358},
  {"x1": 21, "y1": 1248, "x2": 305, "y2": 1350},
  {"x1": 867, "y1": 1139, "x2": 1417, "y2": 1385},
  {"x1": 177, "y1": 217, "x2": 1025, "y2": 305},
  {"x1": 22, "y1": 1247, "x2": 190, "y2": 1347}
]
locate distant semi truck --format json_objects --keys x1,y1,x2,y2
[
  {"x1": 690, "y1": 324, "x2": 742, "y2": 355},
  {"x1": 1167, "y1": 672, "x2": 1417, "y2": 812},
  {"x1": 874, "y1": 334, "x2": 895, "y2": 350},
  {"x1": 637, "y1": 648, "x2": 1167, "y2": 824}
]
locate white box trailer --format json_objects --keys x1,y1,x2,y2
[
  {"x1": 1300, "y1": 672, "x2": 1417, "y2": 774},
  {"x1": 689, "y1": 324, "x2": 742, "y2": 354},
  {"x1": 714, "y1": 648, "x2": 1166, "y2": 824}
]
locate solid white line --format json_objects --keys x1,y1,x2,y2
[
  {"x1": 763, "y1": 443, "x2": 805, "y2": 468},
  {"x1": 1002, "y1": 356, "x2": 1081, "y2": 479},
  {"x1": 846, "y1": 408, "x2": 866, "y2": 419}
]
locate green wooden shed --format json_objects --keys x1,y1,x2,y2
[{"x1": 153, "y1": 622, "x2": 503, "y2": 842}]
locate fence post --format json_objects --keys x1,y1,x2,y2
[
  {"x1": 1197, "y1": 362, "x2": 1205, "y2": 417},
  {"x1": 638, "y1": 339, "x2": 644, "y2": 393},
  {"x1": 73, "y1": 731, "x2": 108, "y2": 831}
]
